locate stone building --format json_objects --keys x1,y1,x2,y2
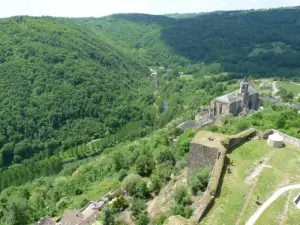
[{"x1": 211, "y1": 78, "x2": 259, "y2": 117}]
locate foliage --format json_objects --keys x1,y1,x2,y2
[
  {"x1": 189, "y1": 167, "x2": 210, "y2": 195},
  {"x1": 135, "y1": 155, "x2": 156, "y2": 177},
  {"x1": 208, "y1": 107, "x2": 300, "y2": 139},
  {"x1": 177, "y1": 128, "x2": 196, "y2": 155},
  {"x1": 111, "y1": 196, "x2": 129, "y2": 213},
  {"x1": 101, "y1": 206, "x2": 115, "y2": 225},
  {"x1": 149, "y1": 175, "x2": 162, "y2": 194},
  {"x1": 173, "y1": 187, "x2": 192, "y2": 206},
  {"x1": 155, "y1": 214, "x2": 168, "y2": 225},
  {"x1": 170, "y1": 204, "x2": 193, "y2": 219},
  {"x1": 122, "y1": 174, "x2": 149, "y2": 198},
  {"x1": 130, "y1": 198, "x2": 146, "y2": 217},
  {"x1": 118, "y1": 169, "x2": 128, "y2": 181},
  {"x1": 0, "y1": 16, "x2": 153, "y2": 168},
  {"x1": 156, "y1": 149, "x2": 176, "y2": 166},
  {"x1": 136, "y1": 213, "x2": 150, "y2": 225}
]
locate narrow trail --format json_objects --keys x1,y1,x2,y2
[
  {"x1": 272, "y1": 81, "x2": 279, "y2": 95},
  {"x1": 279, "y1": 190, "x2": 292, "y2": 225},
  {"x1": 246, "y1": 184, "x2": 300, "y2": 225}
]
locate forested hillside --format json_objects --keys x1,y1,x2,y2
[
  {"x1": 0, "y1": 16, "x2": 154, "y2": 167},
  {"x1": 76, "y1": 7, "x2": 300, "y2": 77}
]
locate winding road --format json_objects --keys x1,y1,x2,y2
[{"x1": 246, "y1": 184, "x2": 300, "y2": 225}]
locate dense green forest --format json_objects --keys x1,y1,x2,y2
[
  {"x1": 0, "y1": 16, "x2": 156, "y2": 167},
  {"x1": 75, "y1": 7, "x2": 300, "y2": 77}
]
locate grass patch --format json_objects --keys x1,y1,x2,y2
[
  {"x1": 201, "y1": 140, "x2": 274, "y2": 225},
  {"x1": 286, "y1": 190, "x2": 300, "y2": 225},
  {"x1": 239, "y1": 144, "x2": 300, "y2": 224},
  {"x1": 256, "y1": 193, "x2": 288, "y2": 225},
  {"x1": 277, "y1": 81, "x2": 300, "y2": 95}
]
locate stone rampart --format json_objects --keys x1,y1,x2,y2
[
  {"x1": 190, "y1": 129, "x2": 257, "y2": 223},
  {"x1": 188, "y1": 143, "x2": 219, "y2": 177}
]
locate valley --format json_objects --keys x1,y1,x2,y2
[{"x1": 0, "y1": 6, "x2": 300, "y2": 225}]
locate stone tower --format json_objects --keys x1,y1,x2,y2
[{"x1": 239, "y1": 77, "x2": 250, "y2": 110}]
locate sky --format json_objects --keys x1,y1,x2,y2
[{"x1": 0, "y1": 0, "x2": 300, "y2": 18}]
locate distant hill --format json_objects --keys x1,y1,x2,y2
[
  {"x1": 76, "y1": 7, "x2": 300, "y2": 77},
  {"x1": 0, "y1": 16, "x2": 153, "y2": 167}
]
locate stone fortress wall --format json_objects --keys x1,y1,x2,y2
[
  {"x1": 188, "y1": 143, "x2": 219, "y2": 177},
  {"x1": 189, "y1": 128, "x2": 258, "y2": 223}
]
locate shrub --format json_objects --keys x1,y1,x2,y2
[
  {"x1": 74, "y1": 188, "x2": 83, "y2": 196},
  {"x1": 173, "y1": 187, "x2": 191, "y2": 205},
  {"x1": 153, "y1": 164, "x2": 173, "y2": 181},
  {"x1": 122, "y1": 174, "x2": 149, "y2": 199},
  {"x1": 236, "y1": 120, "x2": 250, "y2": 132},
  {"x1": 171, "y1": 204, "x2": 193, "y2": 219},
  {"x1": 111, "y1": 196, "x2": 129, "y2": 213},
  {"x1": 135, "y1": 180, "x2": 149, "y2": 199},
  {"x1": 136, "y1": 155, "x2": 156, "y2": 177},
  {"x1": 155, "y1": 214, "x2": 168, "y2": 225},
  {"x1": 122, "y1": 174, "x2": 142, "y2": 196},
  {"x1": 136, "y1": 213, "x2": 150, "y2": 225},
  {"x1": 101, "y1": 206, "x2": 115, "y2": 225},
  {"x1": 56, "y1": 198, "x2": 68, "y2": 209},
  {"x1": 130, "y1": 198, "x2": 146, "y2": 217},
  {"x1": 149, "y1": 175, "x2": 162, "y2": 194},
  {"x1": 190, "y1": 167, "x2": 210, "y2": 195},
  {"x1": 156, "y1": 149, "x2": 176, "y2": 166},
  {"x1": 118, "y1": 169, "x2": 128, "y2": 181}
]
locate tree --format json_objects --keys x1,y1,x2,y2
[
  {"x1": 122, "y1": 174, "x2": 142, "y2": 196},
  {"x1": 189, "y1": 167, "x2": 210, "y2": 195},
  {"x1": 102, "y1": 207, "x2": 115, "y2": 225},
  {"x1": 156, "y1": 149, "x2": 175, "y2": 166},
  {"x1": 130, "y1": 198, "x2": 146, "y2": 217},
  {"x1": 111, "y1": 196, "x2": 128, "y2": 213},
  {"x1": 136, "y1": 155, "x2": 155, "y2": 177},
  {"x1": 173, "y1": 187, "x2": 191, "y2": 205},
  {"x1": 6, "y1": 197, "x2": 30, "y2": 225}
]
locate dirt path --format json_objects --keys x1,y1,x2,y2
[
  {"x1": 279, "y1": 190, "x2": 292, "y2": 225},
  {"x1": 245, "y1": 184, "x2": 300, "y2": 225},
  {"x1": 272, "y1": 81, "x2": 279, "y2": 95}
]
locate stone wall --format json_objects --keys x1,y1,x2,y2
[
  {"x1": 225, "y1": 128, "x2": 257, "y2": 151},
  {"x1": 189, "y1": 129, "x2": 258, "y2": 223},
  {"x1": 271, "y1": 129, "x2": 300, "y2": 148},
  {"x1": 188, "y1": 143, "x2": 219, "y2": 177}
]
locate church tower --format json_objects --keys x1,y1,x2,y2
[{"x1": 239, "y1": 77, "x2": 250, "y2": 109}]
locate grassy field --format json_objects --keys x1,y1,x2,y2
[
  {"x1": 201, "y1": 140, "x2": 300, "y2": 225},
  {"x1": 201, "y1": 140, "x2": 275, "y2": 225},
  {"x1": 253, "y1": 189, "x2": 300, "y2": 225},
  {"x1": 277, "y1": 82, "x2": 300, "y2": 95},
  {"x1": 239, "y1": 144, "x2": 300, "y2": 224}
]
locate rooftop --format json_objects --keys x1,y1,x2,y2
[{"x1": 214, "y1": 86, "x2": 258, "y2": 104}]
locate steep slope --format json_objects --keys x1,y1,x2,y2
[
  {"x1": 0, "y1": 16, "x2": 153, "y2": 167},
  {"x1": 77, "y1": 7, "x2": 300, "y2": 77}
]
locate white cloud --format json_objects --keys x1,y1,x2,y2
[{"x1": 0, "y1": 0, "x2": 299, "y2": 18}]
